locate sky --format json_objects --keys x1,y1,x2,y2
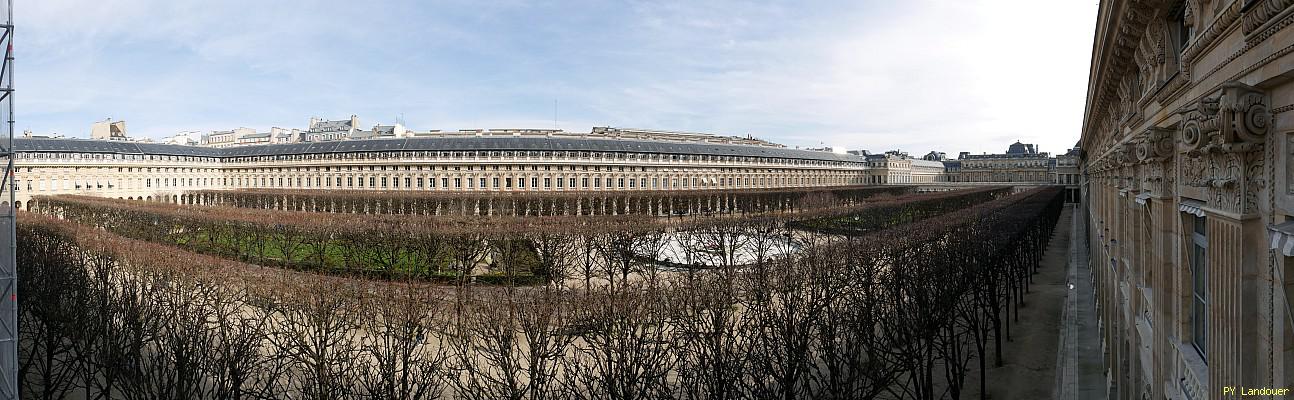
[{"x1": 19, "y1": 0, "x2": 1097, "y2": 156}]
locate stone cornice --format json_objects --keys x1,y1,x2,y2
[
  {"x1": 1242, "y1": 0, "x2": 1294, "y2": 35},
  {"x1": 1181, "y1": 0, "x2": 1244, "y2": 64},
  {"x1": 1085, "y1": 0, "x2": 1166, "y2": 141}
]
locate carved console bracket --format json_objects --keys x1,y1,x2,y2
[
  {"x1": 1177, "y1": 82, "x2": 1269, "y2": 216},
  {"x1": 1136, "y1": 127, "x2": 1175, "y2": 163},
  {"x1": 1180, "y1": 82, "x2": 1270, "y2": 155}
]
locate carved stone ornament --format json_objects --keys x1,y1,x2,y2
[
  {"x1": 1222, "y1": 82, "x2": 1271, "y2": 144},
  {"x1": 1176, "y1": 81, "x2": 1269, "y2": 215},
  {"x1": 1136, "y1": 127, "x2": 1174, "y2": 163},
  {"x1": 1179, "y1": 82, "x2": 1268, "y2": 155},
  {"x1": 1243, "y1": 0, "x2": 1294, "y2": 35},
  {"x1": 1179, "y1": 95, "x2": 1222, "y2": 154}
]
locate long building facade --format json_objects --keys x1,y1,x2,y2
[
  {"x1": 7, "y1": 131, "x2": 1082, "y2": 210},
  {"x1": 7, "y1": 136, "x2": 882, "y2": 209},
  {"x1": 945, "y1": 141, "x2": 1055, "y2": 183},
  {"x1": 1080, "y1": 1, "x2": 1294, "y2": 399}
]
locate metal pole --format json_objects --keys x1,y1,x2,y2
[{"x1": 0, "y1": 0, "x2": 16, "y2": 397}]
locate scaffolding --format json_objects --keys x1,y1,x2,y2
[{"x1": 0, "y1": 0, "x2": 15, "y2": 398}]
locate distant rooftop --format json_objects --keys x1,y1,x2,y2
[{"x1": 13, "y1": 136, "x2": 874, "y2": 163}]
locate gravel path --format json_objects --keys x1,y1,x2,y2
[{"x1": 963, "y1": 205, "x2": 1072, "y2": 399}]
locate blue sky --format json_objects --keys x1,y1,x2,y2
[{"x1": 21, "y1": 0, "x2": 1096, "y2": 155}]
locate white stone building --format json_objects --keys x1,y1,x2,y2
[
  {"x1": 89, "y1": 119, "x2": 128, "y2": 141},
  {"x1": 162, "y1": 131, "x2": 201, "y2": 146},
  {"x1": 203, "y1": 127, "x2": 256, "y2": 148},
  {"x1": 9, "y1": 132, "x2": 892, "y2": 208},
  {"x1": 303, "y1": 115, "x2": 359, "y2": 142}
]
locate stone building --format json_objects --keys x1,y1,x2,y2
[
  {"x1": 201, "y1": 127, "x2": 299, "y2": 148},
  {"x1": 304, "y1": 115, "x2": 360, "y2": 142},
  {"x1": 1079, "y1": 1, "x2": 1294, "y2": 399},
  {"x1": 162, "y1": 131, "x2": 200, "y2": 146},
  {"x1": 89, "y1": 119, "x2": 127, "y2": 141},
  {"x1": 270, "y1": 127, "x2": 301, "y2": 144},
  {"x1": 944, "y1": 141, "x2": 1055, "y2": 183},
  {"x1": 861, "y1": 151, "x2": 947, "y2": 184},
  {"x1": 9, "y1": 124, "x2": 1064, "y2": 211},
  {"x1": 202, "y1": 127, "x2": 256, "y2": 148},
  {"x1": 1055, "y1": 146, "x2": 1082, "y2": 202},
  {"x1": 8, "y1": 131, "x2": 894, "y2": 208},
  {"x1": 351, "y1": 123, "x2": 410, "y2": 140}
]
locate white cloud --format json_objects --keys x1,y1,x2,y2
[{"x1": 17, "y1": 0, "x2": 1095, "y2": 156}]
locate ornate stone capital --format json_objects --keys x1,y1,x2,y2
[
  {"x1": 1136, "y1": 127, "x2": 1174, "y2": 163},
  {"x1": 1178, "y1": 82, "x2": 1269, "y2": 155},
  {"x1": 1179, "y1": 95, "x2": 1221, "y2": 154},
  {"x1": 1174, "y1": 81, "x2": 1268, "y2": 216},
  {"x1": 1219, "y1": 82, "x2": 1270, "y2": 145}
]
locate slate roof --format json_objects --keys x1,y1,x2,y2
[
  {"x1": 909, "y1": 159, "x2": 946, "y2": 168},
  {"x1": 14, "y1": 137, "x2": 871, "y2": 163},
  {"x1": 16, "y1": 138, "x2": 222, "y2": 157},
  {"x1": 309, "y1": 120, "x2": 353, "y2": 132}
]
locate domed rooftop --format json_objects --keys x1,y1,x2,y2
[{"x1": 1006, "y1": 141, "x2": 1037, "y2": 155}]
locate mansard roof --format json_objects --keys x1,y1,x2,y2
[
  {"x1": 309, "y1": 120, "x2": 353, "y2": 132},
  {"x1": 13, "y1": 137, "x2": 872, "y2": 163},
  {"x1": 1006, "y1": 141, "x2": 1037, "y2": 155},
  {"x1": 15, "y1": 138, "x2": 223, "y2": 157},
  {"x1": 909, "y1": 159, "x2": 945, "y2": 168}
]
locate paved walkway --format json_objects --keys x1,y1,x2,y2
[
  {"x1": 1057, "y1": 203, "x2": 1106, "y2": 399},
  {"x1": 967, "y1": 205, "x2": 1073, "y2": 399}
]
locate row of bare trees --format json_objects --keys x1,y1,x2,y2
[
  {"x1": 19, "y1": 186, "x2": 1064, "y2": 399},
  {"x1": 27, "y1": 188, "x2": 1007, "y2": 283},
  {"x1": 787, "y1": 187, "x2": 1009, "y2": 235},
  {"x1": 183, "y1": 185, "x2": 915, "y2": 217}
]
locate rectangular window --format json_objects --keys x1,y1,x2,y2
[{"x1": 1191, "y1": 214, "x2": 1208, "y2": 359}]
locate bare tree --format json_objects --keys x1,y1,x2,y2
[
  {"x1": 265, "y1": 278, "x2": 364, "y2": 399},
  {"x1": 357, "y1": 283, "x2": 450, "y2": 400}
]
